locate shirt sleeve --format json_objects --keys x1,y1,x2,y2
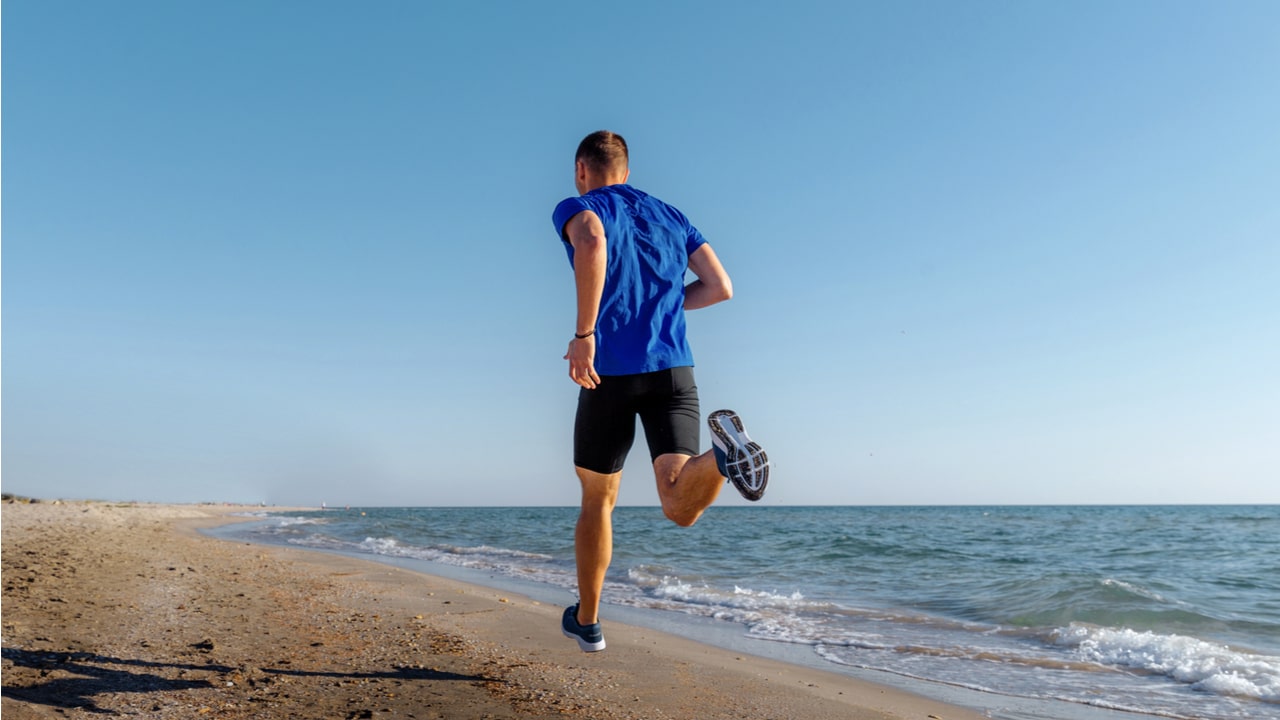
[
  {"x1": 552, "y1": 196, "x2": 591, "y2": 242},
  {"x1": 684, "y1": 221, "x2": 707, "y2": 256}
]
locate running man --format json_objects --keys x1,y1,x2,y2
[{"x1": 553, "y1": 130, "x2": 770, "y2": 652}]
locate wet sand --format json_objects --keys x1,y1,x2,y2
[{"x1": 1, "y1": 501, "x2": 986, "y2": 719}]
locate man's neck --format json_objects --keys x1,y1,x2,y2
[
  {"x1": 581, "y1": 164, "x2": 629, "y2": 192},
  {"x1": 585, "y1": 178, "x2": 626, "y2": 192}
]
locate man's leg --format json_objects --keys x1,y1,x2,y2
[
  {"x1": 642, "y1": 367, "x2": 724, "y2": 527},
  {"x1": 574, "y1": 466, "x2": 621, "y2": 625},
  {"x1": 653, "y1": 451, "x2": 724, "y2": 527}
]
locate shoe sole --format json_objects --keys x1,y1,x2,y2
[
  {"x1": 709, "y1": 410, "x2": 769, "y2": 501},
  {"x1": 562, "y1": 627, "x2": 606, "y2": 652}
]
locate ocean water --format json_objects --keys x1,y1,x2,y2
[{"x1": 223, "y1": 505, "x2": 1280, "y2": 719}]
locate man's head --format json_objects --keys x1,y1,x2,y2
[{"x1": 575, "y1": 130, "x2": 630, "y2": 194}]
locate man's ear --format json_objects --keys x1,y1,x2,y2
[{"x1": 622, "y1": 167, "x2": 631, "y2": 184}]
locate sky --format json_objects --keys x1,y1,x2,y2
[{"x1": 3, "y1": 1, "x2": 1277, "y2": 507}]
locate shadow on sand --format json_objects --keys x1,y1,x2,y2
[{"x1": 1, "y1": 646, "x2": 496, "y2": 713}]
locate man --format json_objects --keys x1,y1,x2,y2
[{"x1": 552, "y1": 130, "x2": 770, "y2": 653}]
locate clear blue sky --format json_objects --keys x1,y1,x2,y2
[{"x1": 4, "y1": 1, "x2": 1277, "y2": 506}]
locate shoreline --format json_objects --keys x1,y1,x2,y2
[
  {"x1": 207, "y1": 512, "x2": 1011, "y2": 714},
  {"x1": 1, "y1": 500, "x2": 992, "y2": 719}
]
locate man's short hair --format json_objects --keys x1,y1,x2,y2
[{"x1": 576, "y1": 130, "x2": 629, "y2": 174}]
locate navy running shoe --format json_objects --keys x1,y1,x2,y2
[
  {"x1": 709, "y1": 409, "x2": 769, "y2": 501},
  {"x1": 562, "y1": 604, "x2": 606, "y2": 652}
]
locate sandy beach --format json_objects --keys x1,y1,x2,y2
[{"x1": 2, "y1": 501, "x2": 986, "y2": 719}]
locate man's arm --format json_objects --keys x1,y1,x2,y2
[
  {"x1": 563, "y1": 210, "x2": 607, "y2": 389},
  {"x1": 684, "y1": 244, "x2": 733, "y2": 310}
]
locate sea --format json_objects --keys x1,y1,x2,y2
[{"x1": 214, "y1": 505, "x2": 1280, "y2": 720}]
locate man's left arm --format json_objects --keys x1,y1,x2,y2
[{"x1": 684, "y1": 244, "x2": 733, "y2": 310}]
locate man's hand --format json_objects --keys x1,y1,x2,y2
[{"x1": 565, "y1": 336, "x2": 601, "y2": 389}]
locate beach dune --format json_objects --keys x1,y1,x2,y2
[{"x1": 1, "y1": 501, "x2": 983, "y2": 719}]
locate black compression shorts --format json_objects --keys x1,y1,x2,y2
[{"x1": 574, "y1": 366, "x2": 701, "y2": 474}]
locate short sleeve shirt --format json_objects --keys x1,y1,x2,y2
[{"x1": 553, "y1": 184, "x2": 707, "y2": 376}]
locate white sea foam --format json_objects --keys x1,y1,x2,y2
[
  {"x1": 1100, "y1": 577, "x2": 1171, "y2": 603},
  {"x1": 359, "y1": 536, "x2": 408, "y2": 555},
  {"x1": 734, "y1": 585, "x2": 807, "y2": 604},
  {"x1": 249, "y1": 514, "x2": 330, "y2": 532},
  {"x1": 628, "y1": 569, "x2": 808, "y2": 609},
  {"x1": 337, "y1": 536, "x2": 578, "y2": 593},
  {"x1": 353, "y1": 537, "x2": 511, "y2": 567},
  {"x1": 1053, "y1": 623, "x2": 1280, "y2": 701},
  {"x1": 272, "y1": 516, "x2": 328, "y2": 527},
  {"x1": 436, "y1": 543, "x2": 553, "y2": 561}
]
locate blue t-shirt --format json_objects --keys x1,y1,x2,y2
[{"x1": 553, "y1": 184, "x2": 707, "y2": 376}]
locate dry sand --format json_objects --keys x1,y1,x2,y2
[{"x1": 2, "y1": 501, "x2": 988, "y2": 719}]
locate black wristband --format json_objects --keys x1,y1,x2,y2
[{"x1": 574, "y1": 329, "x2": 595, "y2": 339}]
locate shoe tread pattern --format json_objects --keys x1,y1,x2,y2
[{"x1": 710, "y1": 410, "x2": 769, "y2": 502}]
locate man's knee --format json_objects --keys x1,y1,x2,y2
[{"x1": 576, "y1": 467, "x2": 621, "y2": 510}]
